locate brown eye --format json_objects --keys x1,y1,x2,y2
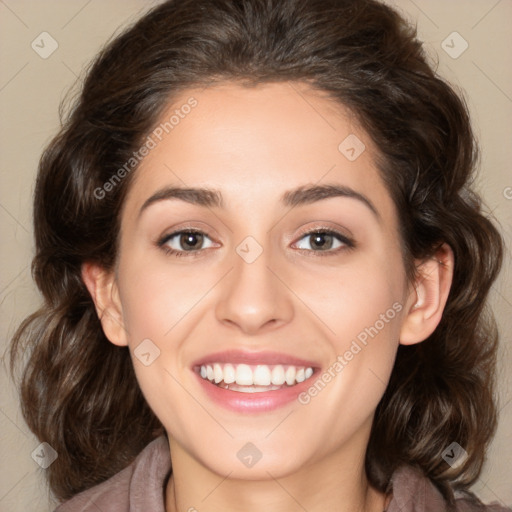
[
  {"x1": 308, "y1": 232, "x2": 335, "y2": 250},
  {"x1": 159, "y1": 230, "x2": 215, "y2": 254},
  {"x1": 179, "y1": 232, "x2": 204, "y2": 251},
  {"x1": 294, "y1": 230, "x2": 353, "y2": 252}
]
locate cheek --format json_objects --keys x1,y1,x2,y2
[
  {"x1": 291, "y1": 248, "x2": 405, "y2": 423},
  {"x1": 114, "y1": 256, "x2": 204, "y2": 431},
  {"x1": 114, "y1": 251, "x2": 223, "y2": 405},
  {"x1": 291, "y1": 246, "x2": 405, "y2": 349},
  {"x1": 116, "y1": 251, "x2": 215, "y2": 342}
]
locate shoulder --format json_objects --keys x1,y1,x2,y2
[
  {"x1": 54, "y1": 436, "x2": 171, "y2": 512},
  {"x1": 387, "y1": 465, "x2": 511, "y2": 512}
]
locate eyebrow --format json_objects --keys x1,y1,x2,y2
[{"x1": 138, "y1": 183, "x2": 380, "y2": 219}]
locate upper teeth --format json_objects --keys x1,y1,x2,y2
[{"x1": 199, "y1": 363, "x2": 314, "y2": 386}]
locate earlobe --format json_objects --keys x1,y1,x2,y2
[
  {"x1": 81, "y1": 262, "x2": 128, "y2": 347},
  {"x1": 399, "y1": 243, "x2": 454, "y2": 345}
]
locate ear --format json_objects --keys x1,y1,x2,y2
[
  {"x1": 81, "y1": 262, "x2": 128, "y2": 347},
  {"x1": 399, "y1": 243, "x2": 454, "y2": 345}
]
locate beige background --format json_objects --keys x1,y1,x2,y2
[{"x1": 0, "y1": 1, "x2": 510, "y2": 510}]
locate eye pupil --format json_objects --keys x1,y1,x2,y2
[
  {"x1": 311, "y1": 233, "x2": 332, "y2": 250},
  {"x1": 181, "y1": 232, "x2": 203, "y2": 250}
]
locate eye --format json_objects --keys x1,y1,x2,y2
[
  {"x1": 158, "y1": 230, "x2": 216, "y2": 256},
  {"x1": 156, "y1": 227, "x2": 353, "y2": 258},
  {"x1": 293, "y1": 229, "x2": 354, "y2": 254}
]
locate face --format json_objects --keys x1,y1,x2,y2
[{"x1": 104, "y1": 82, "x2": 414, "y2": 479}]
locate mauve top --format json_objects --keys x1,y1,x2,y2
[{"x1": 54, "y1": 436, "x2": 511, "y2": 512}]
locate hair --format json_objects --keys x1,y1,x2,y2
[{"x1": 9, "y1": 0, "x2": 504, "y2": 506}]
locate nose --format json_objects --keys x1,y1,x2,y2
[{"x1": 214, "y1": 244, "x2": 294, "y2": 335}]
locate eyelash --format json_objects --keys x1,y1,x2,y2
[{"x1": 156, "y1": 227, "x2": 355, "y2": 258}]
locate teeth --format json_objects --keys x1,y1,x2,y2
[
  {"x1": 271, "y1": 365, "x2": 285, "y2": 385},
  {"x1": 223, "y1": 363, "x2": 236, "y2": 384},
  {"x1": 236, "y1": 364, "x2": 253, "y2": 385},
  {"x1": 285, "y1": 366, "x2": 296, "y2": 386},
  {"x1": 213, "y1": 363, "x2": 223, "y2": 384},
  {"x1": 253, "y1": 365, "x2": 271, "y2": 386},
  {"x1": 199, "y1": 363, "x2": 314, "y2": 388},
  {"x1": 220, "y1": 384, "x2": 282, "y2": 393}
]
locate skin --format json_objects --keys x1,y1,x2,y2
[{"x1": 83, "y1": 82, "x2": 454, "y2": 512}]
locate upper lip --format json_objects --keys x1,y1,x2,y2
[{"x1": 191, "y1": 350, "x2": 320, "y2": 369}]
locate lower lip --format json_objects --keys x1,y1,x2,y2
[{"x1": 194, "y1": 371, "x2": 316, "y2": 413}]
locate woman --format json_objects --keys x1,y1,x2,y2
[{"x1": 10, "y1": 0, "x2": 510, "y2": 510}]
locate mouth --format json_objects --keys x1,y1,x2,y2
[
  {"x1": 191, "y1": 351, "x2": 319, "y2": 412},
  {"x1": 197, "y1": 363, "x2": 314, "y2": 392}
]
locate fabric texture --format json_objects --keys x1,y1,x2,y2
[{"x1": 55, "y1": 435, "x2": 511, "y2": 512}]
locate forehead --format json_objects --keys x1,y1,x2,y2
[{"x1": 122, "y1": 82, "x2": 397, "y2": 225}]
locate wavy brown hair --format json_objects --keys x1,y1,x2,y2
[{"x1": 10, "y1": 0, "x2": 504, "y2": 505}]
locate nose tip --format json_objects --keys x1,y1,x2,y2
[
  {"x1": 214, "y1": 248, "x2": 294, "y2": 335},
  {"x1": 222, "y1": 313, "x2": 280, "y2": 335}
]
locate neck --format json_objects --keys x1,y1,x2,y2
[{"x1": 165, "y1": 433, "x2": 387, "y2": 512}]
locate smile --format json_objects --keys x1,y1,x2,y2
[
  {"x1": 199, "y1": 363, "x2": 315, "y2": 392},
  {"x1": 192, "y1": 350, "x2": 320, "y2": 412}
]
